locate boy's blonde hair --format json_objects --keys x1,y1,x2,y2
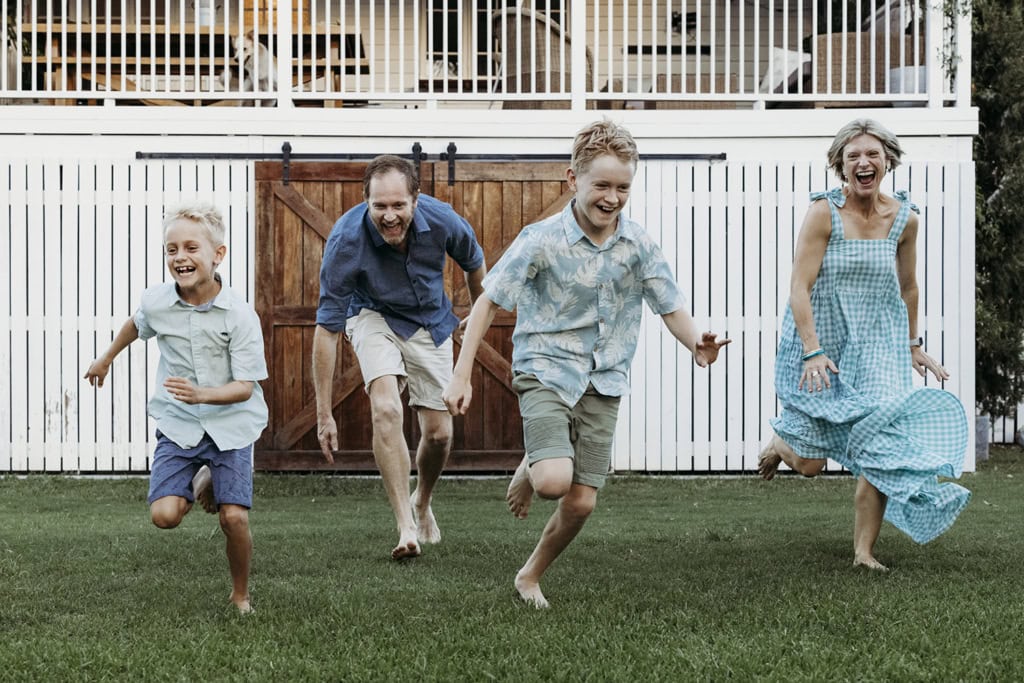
[
  {"x1": 162, "y1": 203, "x2": 227, "y2": 246},
  {"x1": 571, "y1": 119, "x2": 639, "y2": 176},
  {"x1": 827, "y1": 118, "x2": 904, "y2": 181}
]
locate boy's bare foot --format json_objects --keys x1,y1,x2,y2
[
  {"x1": 514, "y1": 571, "x2": 549, "y2": 609},
  {"x1": 391, "y1": 528, "x2": 421, "y2": 560},
  {"x1": 506, "y1": 456, "x2": 534, "y2": 519},
  {"x1": 230, "y1": 592, "x2": 253, "y2": 615},
  {"x1": 757, "y1": 441, "x2": 783, "y2": 481},
  {"x1": 853, "y1": 555, "x2": 889, "y2": 572},
  {"x1": 410, "y1": 490, "x2": 441, "y2": 544},
  {"x1": 192, "y1": 465, "x2": 217, "y2": 513}
]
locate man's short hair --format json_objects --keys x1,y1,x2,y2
[
  {"x1": 163, "y1": 203, "x2": 226, "y2": 246},
  {"x1": 571, "y1": 119, "x2": 639, "y2": 176},
  {"x1": 363, "y1": 155, "x2": 420, "y2": 198}
]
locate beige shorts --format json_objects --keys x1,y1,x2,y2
[{"x1": 345, "y1": 309, "x2": 452, "y2": 411}]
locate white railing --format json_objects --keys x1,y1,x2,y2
[{"x1": 0, "y1": 1, "x2": 969, "y2": 109}]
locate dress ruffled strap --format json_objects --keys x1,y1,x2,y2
[
  {"x1": 809, "y1": 187, "x2": 846, "y2": 207},
  {"x1": 888, "y1": 191, "x2": 920, "y2": 241}
]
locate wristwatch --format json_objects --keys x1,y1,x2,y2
[{"x1": 909, "y1": 336, "x2": 924, "y2": 347}]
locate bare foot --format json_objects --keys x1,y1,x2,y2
[
  {"x1": 391, "y1": 528, "x2": 421, "y2": 560},
  {"x1": 410, "y1": 490, "x2": 441, "y2": 544},
  {"x1": 506, "y1": 456, "x2": 534, "y2": 519},
  {"x1": 192, "y1": 465, "x2": 217, "y2": 514},
  {"x1": 514, "y1": 570, "x2": 549, "y2": 609},
  {"x1": 230, "y1": 592, "x2": 253, "y2": 615},
  {"x1": 757, "y1": 440, "x2": 783, "y2": 481},
  {"x1": 853, "y1": 555, "x2": 889, "y2": 572}
]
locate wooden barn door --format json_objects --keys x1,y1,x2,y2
[{"x1": 254, "y1": 159, "x2": 571, "y2": 472}]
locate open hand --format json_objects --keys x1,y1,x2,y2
[
  {"x1": 164, "y1": 377, "x2": 204, "y2": 404},
  {"x1": 317, "y1": 415, "x2": 338, "y2": 465},
  {"x1": 799, "y1": 354, "x2": 839, "y2": 392},
  {"x1": 693, "y1": 332, "x2": 731, "y2": 368},
  {"x1": 912, "y1": 347, "x2": 950, "y2": 382}
]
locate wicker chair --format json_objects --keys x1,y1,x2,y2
[{"x1": 492, "y1": 8, "x2": 592, "y2": 109}]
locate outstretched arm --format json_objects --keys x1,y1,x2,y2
[
  {"x1": 83, "y1": 316, "x2": 139, "y2": 388},
  {"x1": 444, "y1": 294, "x2": 499, "y2": 415},
  {"x1": 312, "y1": 325, "x2": 340, "y2": 464},
  {"x1": 661, "y1": 308, "x2": 731, "y2": 368}
]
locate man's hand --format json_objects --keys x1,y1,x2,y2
[
  {"x1": 693, "y1": 332, "x2": 731, "y2": 368},
  {"x1": 442, "y1": 376, "x2": 473, "y2": 416},
  {"x1": 317, "y1": 415, "x2": 339, "y2": 464}
]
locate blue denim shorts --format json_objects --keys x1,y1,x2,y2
[{"x1": 148, "y1": 431, "x2": 254, "y2": 509}]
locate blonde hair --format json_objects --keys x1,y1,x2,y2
[
  {"x1": 571, "y1": 119, "x2": 639, "y2": 176},
  {"x1": 162, "y1": 203, "x2": 226, "y2": 246},
  {"x1": 827, "y1": 118, "x2": 904, "y2": 181}
]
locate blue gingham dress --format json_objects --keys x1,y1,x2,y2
[{"x1": 770, "y1": 188, "x2": 970, "y2": 544}]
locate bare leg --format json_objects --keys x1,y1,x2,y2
[
  {"x1": 150, "y1": 495, "x2": 191, "y2": 529},
  {"x1": 368, "y1": 377, "x2": 420, "y2": 560},
  {"x1": 853, "y1": 476, "x2": 888, "y2": 571},
  {"x1": 515, "y1": 480, "x2": 596, "y2": 609},
  {"x1": 219, "y1": 504, "x2": 253, "y2": 613},
  {"x1": 506, "y1": 454, "x2": 534, "y2": 519},
  {"x1": 410, "y1": 408, "x2": 452, "y2": 544},
  {"x1": 758, "y1": 434, "x2": 826, "y2": 479},
  {"x1": 192, "y1": 465, "x2": 217, "y2": 514}
]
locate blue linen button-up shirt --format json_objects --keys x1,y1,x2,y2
[
  {"x1": 316, "y1": 193, "x2": 485, "y2": 346},
  {"x1": 134, "y1": 280, "x2": 269, "y2": 451},
  {"x1": 483, "y1": 200, "x2": 687, "y2": 405}
]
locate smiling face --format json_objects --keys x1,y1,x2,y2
[
  {"x1": 567, "y1": 153, "x2": 636, "y2": 241},
  {"x1": 366, "y1": 169, "x2": 418, "y2": 250},
  {"x1": 164, "y1": 218, "x2": 226, "y2": 304},
  {"x1": 842, "y1": 133, "x2": 889, "y2": 197}
]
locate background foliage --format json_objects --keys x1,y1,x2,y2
[{"x1": 973, "y1": 0, "x2": 1024, "y2": 416}]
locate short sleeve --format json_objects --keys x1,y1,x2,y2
[
  {"x1": 316, "y1": 227, "x2": 359, "y2": 332},
  {"x1": 134, "y1": 289, "x2": 157, "y2": 340},
  {"x1": 228, "y1": 304, "x2": 269, "y2": 382},
  {"x1": 445, "y1": 210, "x2": 485, "y2": 273},
  {"x1": 481, "y1": 228, "x2": 539, "y2": 312},
  {"x1": 638, "y1": 238, "x2": 686, "y2": 315}
]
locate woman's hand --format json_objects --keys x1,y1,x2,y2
[
  {"x1": 911, "y1": 346, "x2": 949, "y2": 381},
  {"x1": 799, "y1": 353, "x2": 839, "y2": 392}
]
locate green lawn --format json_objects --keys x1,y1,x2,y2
[{"x1": 1, "y1": 448, "x2": 1022, "y2": 682}]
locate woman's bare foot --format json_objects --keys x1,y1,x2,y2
[
  {"x1": 192, "y1": 465, "x2": 217, "y2": 513},
  {"x1": 506, "y1": 456, "x2": 534, "y2": 519},
  {"x1": 853, "y1": 555, "x2": 889, "y2": 572},
  {"x1": 410, "y1": 490, "x2": 441, "y2": 544},
  {"x1": 230, "y1": 592, "x2": 253, "y2": 615},
  {"x1": 757, "y1": 441, "x2": 783, "y2": 481},
  {"x1": 392, "y1": 528, "x2": 422, "y2": 560},
  {"x1": 514, "y1": 570, "x2": 549, "y2": 609}
]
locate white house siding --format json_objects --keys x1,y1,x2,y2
[{"x1": 0, "y1": 123, "x2": 975, "y2": 473}]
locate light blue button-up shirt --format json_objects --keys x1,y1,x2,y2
[
  {"x1": 483, "y1": 200, "x2": 686, "y2": 405},
  {"x1": 135, "y1": 280, "x2": 269, "y2": 451}
]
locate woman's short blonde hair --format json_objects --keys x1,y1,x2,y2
[
  {"x1": 162, "y1": 203, "x2": 227, "y2": 246},
  {"x1": 827, "y1": 118, "x2": 904, "y2": 181},
  {"x1": 571, "y1": 119, "x2": 639, "y2": 176}
]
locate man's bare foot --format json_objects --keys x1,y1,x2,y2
[
  {"x1": 230, "y1": 592, "x2": 253, "y2": 615},
  {"x1": 506, "y1": 456, "x2": 534, "y2": 519},
  {"x1": 391, "y1": 528, "x2": 422, "y2": 560},
  {"x1": 514, "y1": 570, "x2": 549, "y2": 609},
  {"x1": 757, "y1": 440, "x2": 783, "y2": 481},
  {"x1": 853, "y1": 555, "x2": 889, "y2": 572},
  {"x1": 192, "y1": 465, "x2": 217, "y2": 514},
  {"x1": 410, "y1": 491, "x2": 441, "y2": 544}
]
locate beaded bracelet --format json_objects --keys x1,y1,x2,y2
[{"x1": 801, "y1": 348, "x2": 825, "y2": 362}]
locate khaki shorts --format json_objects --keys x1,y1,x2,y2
[
  {"x1": 513, "y1": 373, "x2": 621, "y2": 489},
  {"x1": 345, "y1": 309, "x2": 452, "y2": 411}
]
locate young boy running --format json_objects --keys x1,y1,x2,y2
[
  {"x1": 443, "y1": 120, "x2": 729, "y2": 608},
  {"x1": 84, "y1": 204, "x2": 268, "y2": 615}
]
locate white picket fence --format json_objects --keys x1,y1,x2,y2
[{"x1": 0, "y1": 154, "x2": 976, "y2": 473}]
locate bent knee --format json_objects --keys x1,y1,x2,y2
[
  {"x1": 370, "y1": 400, "x2": 404, "y2": 432},
  {"x1": 151, "y1": 509, "x2": 183, "y2": 529},
  {"x1": 533, "y1": 477, "x2": 572, "y2": 500},
  {"x1": 797, "y1": 459, "x2": 827, "y2": 477},
  {"x1": 421, "y1": 427, "x2": 452, "y2": 450},
  {"x1": 560, "y1": 491, "x2": 597, "y2": 519}
]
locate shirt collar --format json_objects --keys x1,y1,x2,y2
[
  {"x1": 561, "y1": 199, "x2": 631, "y2": 248},
  {"x1": 171, "y1": 273, "x2": 230, "y2": 311}
]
